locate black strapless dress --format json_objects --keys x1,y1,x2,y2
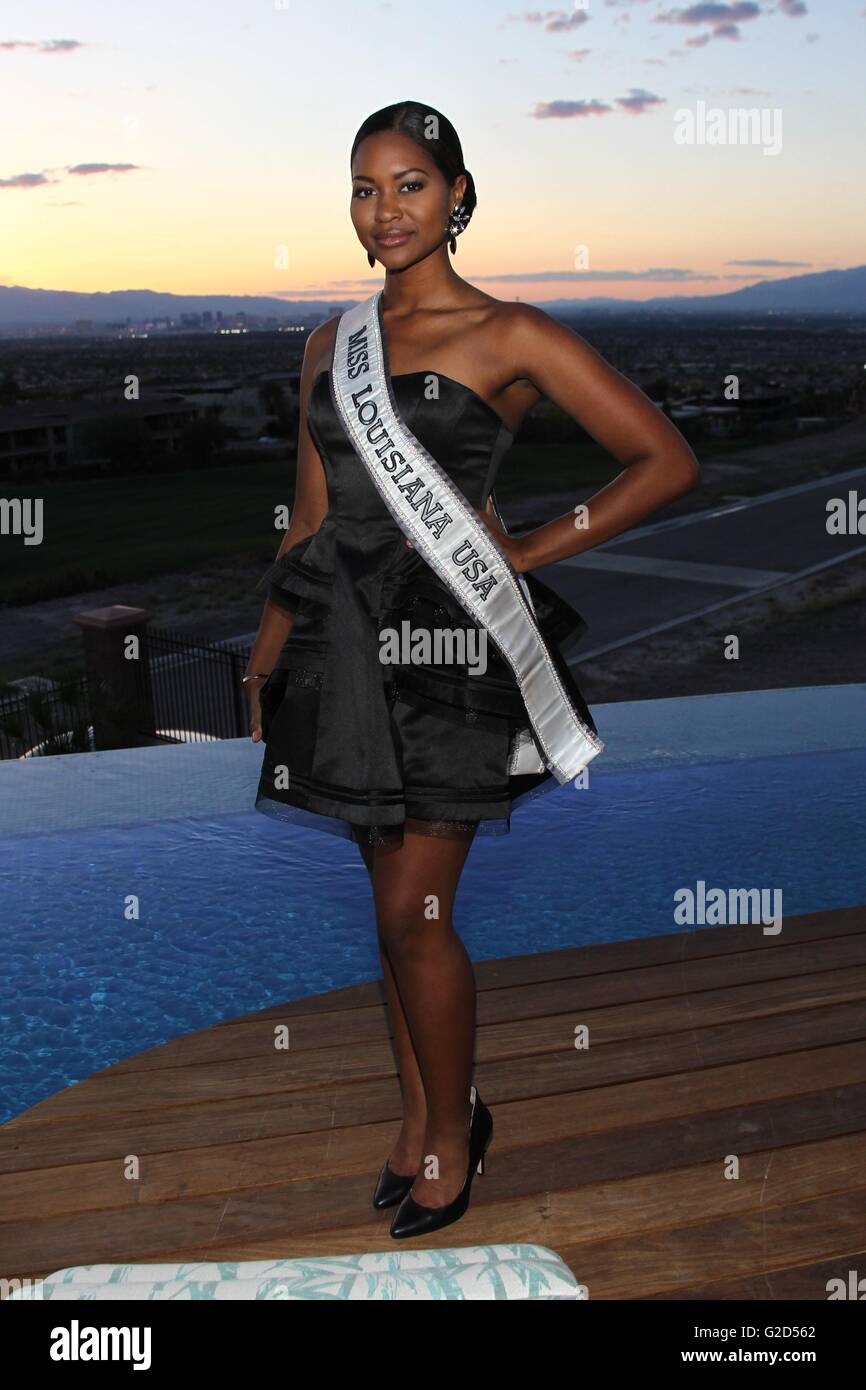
[{"x1": 253, "y1": 368, "x2": 598, "y2": 848}]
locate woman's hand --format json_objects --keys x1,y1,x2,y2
[
  {"x1": 403, "y1": 507, "x2": 530, "y2": 573},
  {"x1": 245, "y1": 678, "x2": 266, "y2": 742},
  {"x1": 471, "y1": 506, "x2": 530, "y2": 573}
]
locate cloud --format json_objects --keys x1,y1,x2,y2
[
  {"x1": 516, "y1": 8, "x2": 591, "y2": 31},
  {"x1": 292, "y1": 264, "x2": 779, "y2": 294},
  {"x1": 0, "y1": 37, "x2": 85, "y2": 53},
  {"x1": 321, "y1": 268, "x2": 727, "y2": 287},
  {"x1": 531, "y1": 99, "x2": 612, "y2": 118},
  {"x1": 67, "y1": 162, "x2": 139, "y2": 176},
  {"x1": 655, "y1": 0, "x2": 807, "y2": 49},
  {"x1": 0, "y1": 163, "x2": 141, "y2": 190},
  {"x1": 655, "y1": 3, "x2": 760, "y2": 25},
  {"x1": 531, "y1": 87, "x2": 664, "y2": 119},
  {"x1": 616, "y1": 88, "x2": 666, "y2": 113},
  {"x1": 0, "y1": 171, "x2": 54, "y2": 188},
  {"x1": 725, "y1": 257, "x2": 812, "y2": 266},
  {"x1": 474, "y1": 268, "x2": 713, "y2": 283},
  {"x1": 466, "y1": 266, "x2": 767, "y2": 283},
  {"x1": 705, "y1": 21, "x2": 741, "y2": 38},
  {"x1": 656, "y1": 3, "x2": 761, "y2": 52}
]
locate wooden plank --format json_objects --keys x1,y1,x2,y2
[
  {"x1": 12, "y1": 1161, "x2": 866, "y2": 1290},
  {"x1": 218, "y1": 909, "x2": 866, "y2": 1022},
  {"x1": 645, "y1": 1249, "x2": 866, "y2": 1300},
  {"x1": 3, "y1": 1026, "x2": 865, "y2": 1180},
  {"x1": 2, "y1": 1071, "x2": 865, "y2": 1228},
  {"x1": 94, "y1": 960, "x2": 866, "y2": 1075},
  {"x1": 554, "y1": 1188, "x2": 866, "y2": 1299},
  {"x1": 7, "y1": 1144, "x2": 866, "y2": 1292},
  {"x1": 2, "y1": 905, "x2": 864, "y2": 1297},
  {"x1": 3, "y1": 1039, "x2": 861, "y2": 1200},
  {"x1": 13, "y1": 934, "x2": 866, "y2": 1120},
  {"x1": 10, "y1": 996, "x2": 865, "y2": 1126}
]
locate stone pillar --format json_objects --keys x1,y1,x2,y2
[{"x1": 72, "y1": 605, "x2": 157, "y2": 750}]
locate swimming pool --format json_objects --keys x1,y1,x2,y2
[{"x1": 2, "y1": 684, "x2": 865, "y2": 1125}]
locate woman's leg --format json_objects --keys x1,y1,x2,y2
[
  {"x1": 357, "y1": 838, "x2": 429, "y2": 1176},
  {"x1": 366, "y1": 823, "x2": 479, "y2": 1207}
]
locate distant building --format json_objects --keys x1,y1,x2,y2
[
  {"x1": 0, "y1": 397, "x2": 199, "y2": 476},
  {"x1": 170, "y1": 373, "x2": 299, "y2": 440},
  {"x1": 668, "y1": 393, "x2": 788, "y2": 438}
]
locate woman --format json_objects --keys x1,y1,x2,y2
[{"x1": 244, "y1": 101, "x2": 700, "y2": 1239}]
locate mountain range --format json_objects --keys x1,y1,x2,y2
[{"x1": 1, "y1": 264, "x2": 864, "y2": 330}]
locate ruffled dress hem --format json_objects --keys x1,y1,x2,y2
[{"x1": 254, "y1": 766, "x2": 561, "y2": 847}]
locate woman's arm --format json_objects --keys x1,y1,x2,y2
[
  {"x1": 245, "y1": 323, "x2": 333, "y2": 734},
  {"x1": 482, "y1": 304, "x2": 701, "y2": 572}
]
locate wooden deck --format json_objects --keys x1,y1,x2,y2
[{"x1": 2, "y1": 905, "x2": 866, "y2": 1299}]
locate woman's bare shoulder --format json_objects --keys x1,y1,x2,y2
[
  {"x1": 475, "y1": 295, "x2": 566, "y2": 355},
  {"x1": 304, "y1": 312, "x2": 341, "y2": 377}
]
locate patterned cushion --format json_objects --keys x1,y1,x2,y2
[{"x1": 6, "y1": 1245, "x2": 586, "y2": 1301}]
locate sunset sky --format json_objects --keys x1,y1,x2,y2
[{"x1": 2, "y1": 0, "x2": 864, "y2": 305}]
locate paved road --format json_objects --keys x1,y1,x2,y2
[
  {"x1": 530, "y1": 465, "x2": 866, "y2": 659},
  {"x1": 228, "y1": 467, "x2": 866, "y2": 665}
]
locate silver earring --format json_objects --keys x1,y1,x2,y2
[{"x1": 446, "y1": 202, "x2": 470, "y2": 253}]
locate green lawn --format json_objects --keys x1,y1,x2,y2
[
  {"x1": 9, "y1": 420, "x2": 840, "y2": 607},
  {"x1": 2, "y1": 443, "x2": 622, "y2": 604},
  {"x1": 2, "y1": 458, "x2": 297, "y2": 604}
]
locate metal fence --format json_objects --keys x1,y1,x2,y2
[
  {"x1": 0, "y1": 628, "x2": 254, "y2": 758},
  {"x1": 141, "y1": 626, "x2": 253, "y2": 743},
  {"x1": 0, "y1": 675, "x2": 98, "y2": 760}
]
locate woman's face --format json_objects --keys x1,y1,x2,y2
[{"x1": 350, "y1": 131, "x2": 464, "y2": 268}]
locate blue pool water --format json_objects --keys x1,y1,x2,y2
[{"x1": 2, "y1": 745, "x2": 864, "y2": 1124}]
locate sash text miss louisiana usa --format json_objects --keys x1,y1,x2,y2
[{"x1": 344, "y1": 323, "x2": 499, "y2": 601}]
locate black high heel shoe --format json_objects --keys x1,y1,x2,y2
[
  {"x1": 371, "y1": 1159, "x2": 416, "y2": 1210},
  {"x1": 389, "y1": 1085, "x2": 492, "y2": 1239}
]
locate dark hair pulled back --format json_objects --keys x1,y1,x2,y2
[{"x1": 350, "y1": 100, "x2": 476, "y2": 226}]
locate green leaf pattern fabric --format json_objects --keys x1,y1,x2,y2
[{"x1": 6, "y1": 1244, "x2": 586, "y2": 1301}]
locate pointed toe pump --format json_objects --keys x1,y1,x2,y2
[
  {"x1": 372, "y1": 1159, "x2": 416, "y2": 1210},
  {"x1": 389, "y1": 1085, "x2": 493, "y2": 1239}
]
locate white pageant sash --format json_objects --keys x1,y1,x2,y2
[
  {"x1": 329, "y1": 289, "x2": 604, "y2": 785},
  {"x1": 484, "y1": 493, "x2": 550, "y2": 775}
]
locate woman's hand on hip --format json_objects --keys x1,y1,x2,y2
[{"x1": 403, "y1": 508, "x2": 529, "y2": 573}]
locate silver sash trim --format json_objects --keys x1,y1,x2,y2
[
  {"x1": 329, "y1": 288, "x2": 604, "y2": 785},
  {"x1": 485, "y1": 493, "x2": 547, "y2": 775}
]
